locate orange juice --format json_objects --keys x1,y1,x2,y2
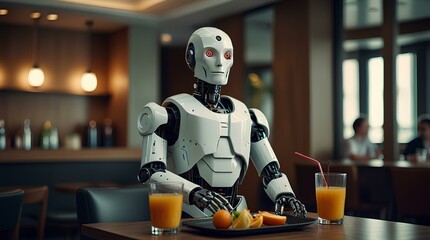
[
  {"x1": 149, "y1": 193, "x2": 183, "y2": 228},
  {"x1": 316, "y1": 187, "x2": 346, "y2": 220}
]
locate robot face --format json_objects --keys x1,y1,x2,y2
[{"x1": 186, "y1": 27, "x2": 233, "y2": 85}]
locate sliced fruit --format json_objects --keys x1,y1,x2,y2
[
  {"x1": 259, "y1": 211, "x2": 287, "y2": 226},
  {"x1": 212, "y1": 209, "x2": 232, "y2": 229},
  {"x1": 249, "y1": 215, "x2": 263, "y2": 228},
  {"x1": 232, "y1": 209, "x2": 252, "y2": 229},
  {"x1": 232, "y1": 211, "x2": 241, "y2": 221}
]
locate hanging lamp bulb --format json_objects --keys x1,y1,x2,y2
[
  {"x1": 81, "y1": 20, "x2": 97, "y2": 92},
  {"x1": 81, "y1": 71, "x2": 97, "y2": 92},
  {"x1": 28, "y1": 66, "x2": 45, "y2": 87},
  {"x1": 28, "y1": 13, "x2": 44, "y2": 87}
]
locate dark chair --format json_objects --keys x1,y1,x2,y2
[
  {"x1": 76, "y1": 186, "x2": 150, "y2": 237},
  {"x1": 17, "y1": 185, "x2": 49, "y2": 240},
  {"x1": 391, "y1": 168, "x2": 430, "y2": 225},
  {"x1": 0, "y1": 189, "x2": 24, "y2": 240}
]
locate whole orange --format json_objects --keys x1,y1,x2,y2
[{"x1": 212, "y1": 210, "x2": 232, "y2": 229}]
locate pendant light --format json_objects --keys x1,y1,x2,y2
[
  {"x1": 81, "y1": 20, "x2": 97, "y2": 92},
  {"x1": 28, "y1": 12, "x2": 44, "y2": 87}
]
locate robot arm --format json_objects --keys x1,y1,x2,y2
[
  {"x1": 137, "y1": 103, "x2": 232, "y2": 213},
  {"x1": 249, "y1": 109, "x2": 307, "y2": 217}
]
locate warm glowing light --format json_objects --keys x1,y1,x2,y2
[
  {"x1": 161, "y1": 33, "x2": 172, "y2": 44},
  {"x1": 47, "y1": 14, "x2": 58, "y2": 21},
  {"x1": 81, "y1": 72, "x2": 97, "y2": 92},
  {"x1": 31, "y1": 12, "x2": 41, "y2": 19},
  {"x1": 0, "y1": 9, "x2": 8, "y2": 15},
  {"x1": 28, "y1": 67, "x2": 45, "y2": 87}
]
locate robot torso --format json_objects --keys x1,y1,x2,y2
[{"x1": 163, "y1": 94, "x2": 252, "y2": 188}]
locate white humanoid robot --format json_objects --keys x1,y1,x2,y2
[{"x1": 137, "y1": 27, "x2": 306, "y2": 218}]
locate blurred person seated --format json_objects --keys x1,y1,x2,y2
[
  {"x1": 404, "y1": 115, "x2": 430, "y2": 161},
  {"x1": 344, "y1": 116, "x2": 381, "y2": 161}
]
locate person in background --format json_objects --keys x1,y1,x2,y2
[
  {"x1": 404, "y1": 115, "x2": 430, "y2": 161},
  {"x1": 344, "y1": 116, "x2": 381, "y2": 161}
]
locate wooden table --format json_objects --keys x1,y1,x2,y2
[{"x1": 81, "y1": 213, "x2": 430, "y2": 240}]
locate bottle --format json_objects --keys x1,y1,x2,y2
[
  {"x1": 50, "y1": 125, "x2": 59, "y2": 149},
  {"x1": 102, "y1": 118, "x2": 114, "y2": 147},
  {"x1": 86, "y1": 120, "x2": 99, "y2": 148},
  {"x1": 0, "y1": 120, "x2": 6, "y2": 150},
  {"x1": 22, "y1": 119, "x2": 32, "y2": 150},
  {"x1": 40, "y1": 121, "x2": 52, "y2": 150}
]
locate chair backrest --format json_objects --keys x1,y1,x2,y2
[
  {"x1": 0, "y1": 189, "x2": 24, "y2": 239},
  {"x1": 76, "y1": 187, "x2": 150, "y2": 224},
  {"x1": 391, "y1": 168, "x2": 430, "y2": 219},
  {"x1": 21, "y1": 185, "x2": 49, "y2": 240}
]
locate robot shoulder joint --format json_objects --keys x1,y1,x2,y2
[
  {"x1": 249, "y1": 108, "x2": 270, "y2": 137},
  {"x1": 137, "y1": 102, "x2": 168, "y2": 136}
]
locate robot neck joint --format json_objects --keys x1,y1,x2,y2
[{"x1": 193, "y1": 79, "x2": 221, "y2": 108}]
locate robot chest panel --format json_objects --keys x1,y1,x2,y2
[{"x1": 166, "y1": 94, "x2": 252, "y2": 174}]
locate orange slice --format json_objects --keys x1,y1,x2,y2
[
  {"x1": 259, "y1": 211, "x2": 287, "y2": 226},
  {"x1": 249, "y1": 215, "x2": 263, "y2": 228},
  {"x1": 232, "y1": 209, "x2": 252, "y2": 229}
]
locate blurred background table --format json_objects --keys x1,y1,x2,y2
[{"x1": 81, "y1": 213, "x2": 430, "y2": 240}]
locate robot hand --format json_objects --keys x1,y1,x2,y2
[
  {"x1": 275, "y1": 195, "x2": 307, "y2": 218},
  {"x1": 192, "y1": 188, "x2": 233, "y2": 213}
]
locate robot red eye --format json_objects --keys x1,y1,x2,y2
[
  {"x1": 206, "y1": 50, "x2": 214, "y2": 57},
  {"x1": 224, "y1": 51, "x2": 232, "y2": 59}
]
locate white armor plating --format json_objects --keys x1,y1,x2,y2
[
  {"x1": 265, "y1": 173, "x2": 294, "y2": 202},
  {"x1": 164, "y1": 94, "x2": 252, "y2": 187},
  {"x1": 137, "y1": 103, "x2": 168, "y2": 165},
  {"x1": 187, "y1": 27, "x2": 233, "y2": 85}
]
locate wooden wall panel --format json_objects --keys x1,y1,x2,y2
[
  {"x1": 107, "y1": 27, "x2": 129, "y2": 147},
  {"x1": 215, "y1": 13, "x2": 245, "y2": 101},
  {"x1": 162, "y1": 46, "x2": 194, "y2": 99},
  {"x1": 273, "y1": 0, "x2": 311, "y2": 190}
]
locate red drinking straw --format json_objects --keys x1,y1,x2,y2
[{"x1": 295, "y1": 152, "x2": 328, "y2": 187}]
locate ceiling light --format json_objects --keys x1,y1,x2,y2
[
  {"x1": 0, "y1": 9, "x2": 8, "y2": 15},
  {"x1": 28, "y1": 67, "x2": 45, "y2": 87},
  {"x1": 47, "y1": 14, "x2": 58, "y2": 21},
  {"x1": 81, "y1": 20, "x2": 97, "y2": 92},
  {"x1": 31, "y1": 12, "x2": 41, "y2": 19},
  {"x1": 28, "y1": 16, "x2": 44, "y2": 87},
  {"x1": 161, "y1": 33, "x2": 172, "y2": 44}
]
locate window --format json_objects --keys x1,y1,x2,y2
[
  {"x1": 368, "y1": 57, "x2": 384, "y2": 143},
  {"x1": 342, "y1": 59, "x2": 360, "y2": 139},
  {"x1": 396, "y1": 53, "x2": 416, "y2": 143},
  {"x1": 367, "y1": 54, "x2": 416, "y2": 143}
]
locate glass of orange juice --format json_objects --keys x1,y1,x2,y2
[
  {"x1": 315, "y1": 173, "x2": 346, "y2": 225},
  {"x1": 148, "y1": 182, "x2": 184, "y2": 235}
]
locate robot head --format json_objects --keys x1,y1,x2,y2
[{"x1": 185, "y1": 27, "x2": 233, "y2": 85}]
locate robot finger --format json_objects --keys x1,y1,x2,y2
[
  {"x1": 274, "y1": 201, "x2": 284, "y2": 215},
  {"x1": 208, "y1": 201, "x2": 221, "y2": 213},
  {"x1": 213, "y1": 192, "x2": 233, "y2": 212},
  {"x1": 208, "y1": 204, "x2": 217, "y2": 213},
  {"x1": 212, "y1": 196, "x2": 224, "y2": 208},
  {"x1": 225, "y1": 203, "x2": 234, "y2": 212}
]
